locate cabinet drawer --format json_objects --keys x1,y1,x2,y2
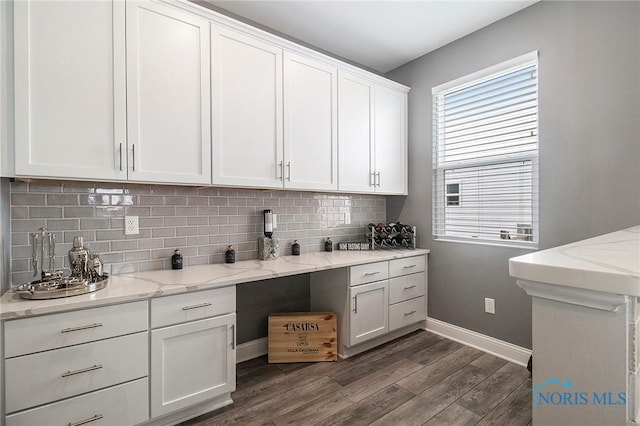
[
  {"x1": 389, "y1": 296, "x2": 426, "y2": 332},
  {"x1": 389, "y1": 255, "x2": 426, "y2": 278},
  {"x1": 151, "y1": 286, "x2": 236, "y2": 329},
  {"x1": 6, "y1": 378, "x2": 149, "y2": 426},
  {"x1": 5, "y1": 332, "x2": 148, "y2": 413},
  {"x1": 4, "y1": 300, "x2": 148, "y2": 358},
  {"x1": 350, "y1": 261, "x2": 389, "y2": 286},
  {"x1": 389, "y1": 272, "x2": 426, "y2": 305}
]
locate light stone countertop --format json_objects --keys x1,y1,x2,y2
[
  {"x1": 0, "y1": 248, "x2": 429, "y2": 320},
  {"x1": 509, "y1": 226, "x2": 640, "y2": 296}
]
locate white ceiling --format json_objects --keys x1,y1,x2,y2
[{"x1": 204, "y1": 0, "x2": 538, "y2": 74}]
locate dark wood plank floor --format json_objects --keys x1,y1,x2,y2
[{"x1": 182, "y1": 330, "x2": 532, "y2": 426}]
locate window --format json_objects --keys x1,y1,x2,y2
[
  {"x1": 432, "y1": 52, "x2": 538, "y2": 247},
  {"x1": 446, "y1": 183, "x2": 460, "y2": 206}
]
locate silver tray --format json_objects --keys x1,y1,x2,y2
[{"x1": 15, "y1": 275, "x2": 109, "y2": 300}]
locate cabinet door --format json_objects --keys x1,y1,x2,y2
[
  {"x1": 126, "y1": 1, "x2": 211, "y2": 185},
  {"x1": 150, "y1": 313, "x2": 236, "y2": 418},
  {"x1": 338, "y1": 71, "x2": 375, "y2": 193},
  {"x1": 374, "y1": 85, "x2": 408, "y2": 195},
  {"x1": 349, "y1": 280, "x2": 389, "y2": 346},
  {"x1": 284, "y1": 52, "x2": 337, "y2": 191},
  {"x1": 211, "y1": 26, "x2": 283, "y2": 189},
  {"x1": 14, "y1": 0, "x2": 127, "y2": 180}
]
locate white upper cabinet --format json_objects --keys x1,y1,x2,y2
[
  {"x1": 374, "y1": 85, "x2": 407, "y2": 195},
  {"x1": 14, "y1": 0, "x2": 211, "y2": 185},
  {"x1": 283, "y1": 52, "x2": 338, "y2": 191},
  {"x1": 338, "y1": 72, "x2": 408, "y2": 195},
  {"x1": 14, "y1": 0, "x2": 127, "y2": 181},
  {"x1": 211, "y1": 25, "x2": 283, "y2": 189},
  {"x1": 338, "y1": 71, "x2": 375, "y2": 193},
  {"x1": 10, "y1": 0, "x2": 408, "y2": 193},
  {"x1": 126, "y1": 1, "x2": 211, "y2": 185}
]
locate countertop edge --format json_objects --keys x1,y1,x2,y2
[
  {"x1": 509, "y1": 257, "x2": 640, "y2": 297},
  {"x1": 508, "y1": 226, "x2": 640, "y2": 297}
]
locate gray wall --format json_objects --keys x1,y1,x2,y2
[{"x1": 387, "y1": 1, "x2": 640, "y2": 349}]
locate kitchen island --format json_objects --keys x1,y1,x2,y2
[{"x1": 510, "y1": 226, "x2": 640, "y2": 425}]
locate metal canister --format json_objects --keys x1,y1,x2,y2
[{"x1": 89, "y1": 254, "x2": 104, "y2": 277}]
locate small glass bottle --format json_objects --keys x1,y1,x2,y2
[
  {"x1": 225, "y1": 245, "x2": 236, "y2": 263},
  {"x1": 171, "y1": 249, "x2": 183, "y2": 270},
  {"x1": 292, "y1": 240, "x2": 300, "y2": 256},
  {"x1": 325, "y1": 237, "x2": 333, "y2": 252}
]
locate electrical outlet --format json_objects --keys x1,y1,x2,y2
[
  {"x1": 485, "y1": 297, "x2": 496, "y2": 314},
  {"x1": 125, "y1": 215, "x2": 139, "y2": 235}
]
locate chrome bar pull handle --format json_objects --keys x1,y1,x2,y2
[
  {"x1": 61, "y1": 323, "x2": 103, "y2": 333},
  {"x1": 61, "y1": 364, "x2": 103, "y2": 378},
  {"x1": 182, "y1": 302, "x2": 212, "y2": 311},
  {"x1": 278, "y1": 161, "x2": 283, "y2": 180},
  {"x1": 69, "y1": 414, "x2": 104, "y2": 426},
  {"x1": 403, "y1": 264, "x2": 417, "y2": 269},
  {"x1": 119, "y1": 143, "x2": 123, "y2": 171},
  {"x1": 231, "y1": 324, "x2": 236, "y2": 350},
  {"x1": 403, "y1": 285, "x2": 417, "y2": 290},
  {"x1": 364, "y1": 271, "x2": 380, "y2": 276},
  {"x1": 404, "y1": 310, "x2": 417, "y2": 316},
  {"x1": 353, "y1": 295, "x2": 358, "y2": 313},
  {"x1": 371, "y1": 172, "x2": 376, "y2": 187},
  {"x1": 376, "y1": 171, "x2": 381, "y2": 187},
  {"x1": 131, "y1": 144, "x2": 136, "y2": 172},
  {"x1": 286, "y1": 162, "x2": 291, "y2": 181}
]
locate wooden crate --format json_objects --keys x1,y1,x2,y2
[{"x1": 268, "y1": 312, "x2": 337, "y2": 363}]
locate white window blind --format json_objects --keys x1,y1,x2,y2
[{"x1": 432, "y1": 52, "x2": 538, "y2": 247}]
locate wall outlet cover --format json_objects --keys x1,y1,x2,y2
[
  {"x1": 125, "y1": 215, "x2": 139, "y2": 235},
  {"x1": 485, "y1": 297, "x2": 496, "y2": 314}
]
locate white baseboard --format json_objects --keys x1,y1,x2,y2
[
  {"x1": 237, "y1": 337, "x2": 268, "y2": 363},
  {"x1": 425, "y1": 317, "x2": 531, "y2": 367}
]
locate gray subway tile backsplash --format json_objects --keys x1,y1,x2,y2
[{"x1": 8, "y1": 180, "x2": 386, "y2": 286}]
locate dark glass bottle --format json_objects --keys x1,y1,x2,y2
[
  {"x1": 325, "y1": 237, "x2": 333, "y2": 252},
  {"x1": 292, "y1": 240, "x2": 300, "y2": 256},
  {"x1": 171, "y1": 249, "x2": 183, "y2": 270},
  {"x1": 225, "y1": 245, "x2": 236, "y2": 263}
]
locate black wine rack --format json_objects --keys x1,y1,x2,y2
[{"x1": 367, "y1": 223, "x2": 417, "y2": 250}]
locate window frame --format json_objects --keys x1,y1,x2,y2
[{"x1": 432, "y1": 51, "x2": 539, "y2": 249}]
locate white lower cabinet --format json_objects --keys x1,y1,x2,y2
[
  {"x1": 349, "y1": 280, "x2": 389, "y2": 346},
  {"x1": 6, "y1": 378, "x2": 149, "y2": 426},
  {"x1": 2, "y1": 288, "x2": 238, "y2": 425},
  {"x1": 311, "y1": 254, "x2": 427, "y2": 358},
  {"x1": 150, "y1": 314, "x2": 236, "y2": 418},
  {"x1": 150, "y1": 286, "x2": 237, "y2": 420},
  {"x1": 2, "y1": 301, "x2": 150, "y2": 425}
]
